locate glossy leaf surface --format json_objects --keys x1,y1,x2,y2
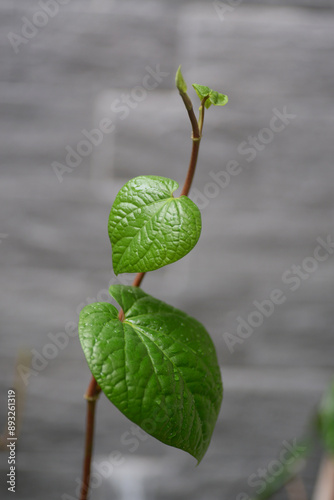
[
  {"x1": 108, "y1": 176, "x2": 201, "y2": 274},
  {"x1": 78, "y1": 285, "x2": 223, "y2": 462}
]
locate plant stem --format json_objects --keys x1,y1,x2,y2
[
  {"x1": 80, "y1": 377, "x2": 101, "y2": 500},
  {"x1": 198, "y1": 96, "x2": 209, "y2": 137},
  {"x1": 80, "y1": 272, "x2": 145, "y2": 499},
  {"x1": 118, "y1": 272, "x2": 146, "y2": 322},
  {"x1": 180, "y1": 95, "x2": 206, "y2": 197},
  {"x1": 80, "y1": 87, "x2": 203, "y2": 499},
  {"x1": 180, "y1": 139, "x2": 200, "y2": 197},
  {"x1": 179, "y1": 93, "x2": 200, "y2": 139},
  {"x1": 132, "y1": 271, "x2": 146, "y2": 288}
]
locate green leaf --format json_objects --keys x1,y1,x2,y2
[
  {"x1": 317, "y1": 379, "x2": 334, "y2": 455},
  {"x1": 175, "y1": 65, "x2": 187, "y2": 93},
  {"x1": 192, "y1": 84, "x2": 211, "y2": 100},
  {"x1": 192, "y1": 84, "x2": 228, "y2": 108},
  {"x1": 78, "y1": 285, "x2": 223, "y2": 463},
  {"x1": 108, "y1": 175, "x2": 201, "y2": 275},
  {"x1": 214, "y1": 92, "x2": 228, "y2": 106}
]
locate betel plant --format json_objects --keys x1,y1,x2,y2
[{"x1": 77, "y1": 67, "x2": 228, "y2": 500}]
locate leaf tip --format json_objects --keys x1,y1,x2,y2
[{"x1": 112, "y1": 261, "x2": 120, "y2": 276}]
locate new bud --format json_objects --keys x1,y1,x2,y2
[{"x1": 175, "y1": 65, "x2": 187, "y2": 94}]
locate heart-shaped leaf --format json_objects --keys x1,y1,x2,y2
[
  {"x1": 192, "y1": 84, "x2": 228, "y2": 109},
  {"x1": 108, "y1": 176, "x2": 201, "y2": 275},
  {"x1": 78, "y1": 285, "x2": 223, "y2": 462}
]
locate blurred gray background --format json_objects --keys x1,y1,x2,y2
[{"x1": 1, "y1": 0, "x2": 334, "y2": 499}]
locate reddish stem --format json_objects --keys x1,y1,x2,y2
[
  {"x1": 180, "y1": 139, "x2": 200, "y2": 197},
  {"x1": 80, "y1": 378, "x2": 101, "y2": 500},
  {"x1": 80, "y1": 272, "x2": 145, "y2": 500},
  {"x1": 179, "y1": 93, "x2": 200, "y2": 139},
  {"x1": 180, "y1": 96, "x2": 207, "y2": 197},
  {"x1": 132, "y1": 272, "x2": 146, "y2": 288},
  {"x1": 118, "y1": 272, "x2": 145, "y2": 322}
]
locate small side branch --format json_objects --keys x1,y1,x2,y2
[{"x1": 180, "y1": 95, "x2": 207, "y2": 197}]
